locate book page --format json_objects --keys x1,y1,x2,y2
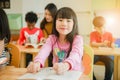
[
  {"x1": 18, "y1": 67, "x2": 82, "y2": 80},
  {"x1": 25, "y1": 42, "x2": 44, "y2": 48}
]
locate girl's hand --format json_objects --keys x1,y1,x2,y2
[
  {"x1": 27, "y1": 62, "x2": 41, "y2": 73},
  {"x1": 53, "y1": 62, "x2": 70, "y2": 75}
]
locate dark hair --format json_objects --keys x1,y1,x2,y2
[
  {"x1": 0, "y1": 8, "x2": 11, "y2": 43},
  {"x1": 93, "y1": 16, "x2": 106, "y2": 27},
  {"x1": 25, "y1": 11, "x2": 38, "y2": 23},
  {"x1": 40, "y1": 3, "x2": 57, "y2": 29},
  {"x1": 52, "y1": 7, "x2": 79, "y2": 57}
]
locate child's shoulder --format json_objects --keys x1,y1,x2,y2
[
  {"x1": 74, "y1": 35, "x2": 83, "y2": 39},
  {"x1": 73, "y1": 35, "x2": 83, "y2": 42},
  {"x1": 105, "y1": 31, "x2": 112, "y2": 35},
  {"x1": 21, "y1": 27, "x2": 28, "y2": 31},
  {"x1": 90, "y1": 31, "x2": 99, "y2": 35},
  {"x1": 47, "y1": 35, "x2": 57, "y2": 41},
  {"x1": 35, "y1": 27, "x2": 40, "y2": 29},
  {"x1": 48, "y1": 35, "x2": 57, "y2": 40}
]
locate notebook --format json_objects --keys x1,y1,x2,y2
[{"x1": 18, "y1": 67, "x2": 82, "y2": 80}]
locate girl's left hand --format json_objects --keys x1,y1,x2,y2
[{"x1": 53, "y1": 62, "x2": 70, "y2": 75}]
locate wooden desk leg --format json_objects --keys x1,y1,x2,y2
[
  {"x1": 118, "y1": 56, "x2": 120, "y2": 80},
  {"x1": 114, "y1": 56, "x2": 118, "y2": 80},
  {"x1": 32, "y1": 53, "x2": 37, "y2": 60},
  {"x1": 20, "y1": 52, "x2": 26, "y2": 68}
]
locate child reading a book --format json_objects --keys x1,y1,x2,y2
[
  {"x1": 18, "y1": 11, "x2": 43, "y2": 45},
  {"x1": 27, "y1": 7, "x2": 84, "y2": 74},
  {"x1": 90, "y1": 16, "x2": 114, "y2": 80},
  {"x1": 0, "y1": 8, "x2": 11, "y2": 67},
  {"x1": 18, "y1": 11, "x2": 43, "y2": 67}
]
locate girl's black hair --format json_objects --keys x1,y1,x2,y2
[
  {"x1": 52, "y1": 7, "x2": 79, "y2": 57},
  {"x1": 25, "y1": 11, "x2": 38, "y2": 23},
  {"x1": 0, "y1": 8, "x2": 11, "y2": 43},
  {"x1": 40, "y1": 3, "x2": 57, "y2": 29}
]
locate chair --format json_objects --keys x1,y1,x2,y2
[
  {"x1": 82, "y1": 44, "x2": 94, "y2": 80},
  {"x1": 6, "y1": 42, "x2": 21, "y2": 67}
]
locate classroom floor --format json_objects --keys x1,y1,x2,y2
[{"x1": 94, "y1": 65, "x2": 113, "y2": 80}]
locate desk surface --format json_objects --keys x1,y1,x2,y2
[
  {"x1": 0, "y1": 66, "x2": 90, "y2": 80},
  {"x1": 93, "y1": 47, "x2": 120, "y2": 56},
  {"x1": 16, "y1": 45, "x2": 40, "y2": 54}
]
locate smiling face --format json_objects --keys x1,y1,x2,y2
[
  {"x1": 44, "y1": 9, "x2": 53, "y2": 22},
  {"x1": 56, "y1": 18, "x2": 74, "y2": 36}
]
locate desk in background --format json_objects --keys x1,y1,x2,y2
[
  {"x1": 93, "y1": 47, "x2": 120, "y2": 80},
  {"x1": 16, "y1": 45, "x2": 40, "y2": 68},
  {"x1": 0, "y1": 66, "x2": 90, "y2": 80}
]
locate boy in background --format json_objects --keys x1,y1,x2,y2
[
  {"x1": 90, "y1": 16, "x2": 114, "y2": 80},
  {"x1": 18, "y1": 11, "x2": 43, "y2": 67}
]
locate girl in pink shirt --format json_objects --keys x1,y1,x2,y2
[{"x1": 27, "y1": 7, "x2": 84, "y2": 74}]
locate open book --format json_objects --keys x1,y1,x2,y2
[
  {"x1": 25, "y1": 42, "x2": 44, "y2": 48},
  {"x1": 18, "y1": 67, "x2": 82, "y2": 80}
]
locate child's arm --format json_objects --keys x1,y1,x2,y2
[
  {"x1": 38, "y1": 29, "x2": 44, "y2": 43},
  {"x1": 18, "y1": 29, "x2": 25, "y2": 45},
  {"x1": 90, "y1": 40, "x2": 113, "y2": 48}
]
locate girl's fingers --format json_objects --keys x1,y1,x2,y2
[
  {"x1": 53, "y1": 63, "x2": 66, "y2": 75},
  {"x1": 27, "y1": 62, "x2": 40, "y2": 73},
  {"x1": 27, "y1": 62, "x2": 34, "y2": 73}
]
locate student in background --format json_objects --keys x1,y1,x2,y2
[
  {"x1": 18, "y1": 11, "x2": 43, "y2": 67},
  {"x1": 90, "y1": 16, "x2": 114, "y2": 80},
  {"x1": 18, "y1": 11, "x2": 43, "y2": 45},
  {"x1": 40, "y1": 3, "x2": 57, "y2": 67},
  {"x1": 27, "y1": 7, "x2": 84, "y2": 74},
  {"x1": 0, "y1": 8, "x2": 11, "y2": 66}
]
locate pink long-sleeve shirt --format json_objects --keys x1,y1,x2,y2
[{"x1": 34, "y1": 35, "x2": 84, "y2": 71}]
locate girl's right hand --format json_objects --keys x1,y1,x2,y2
[{"x1": 27, "y1": 62, "x2": 41, "y2": 73}]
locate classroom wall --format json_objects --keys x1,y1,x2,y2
[
  {"x1": 92, "y1": 0, "x2": 120, "y2": 38},
  {"x1": 4, "y1": 0, "x2": 22, "y2": 13},
  {"x1": 4, "y1": 0, "x2": 92, "y2": 44},
  {"x1": 3, "y1": 0, "x2": 120, "y2": 43}
]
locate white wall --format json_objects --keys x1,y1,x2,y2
[
  {"x1": 92, "y1": 0, "x2": 120, "y2": 38},
  {"x1": 4, "y1": 0, "x2": 22, "y2": 13}
]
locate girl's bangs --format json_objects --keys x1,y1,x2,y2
[{"x1": 56, "y1": 10, "x2": 73, "y2": 19}]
